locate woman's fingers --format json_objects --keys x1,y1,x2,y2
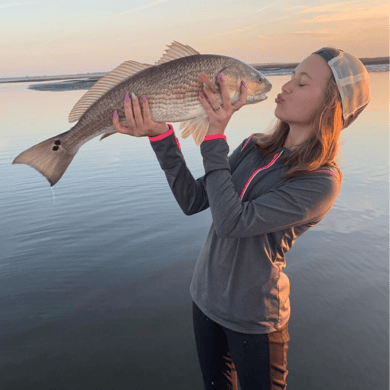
[
  {"x1": 202, "y1": 83, "x2": 221, "y2": 112},
  {"x1": 141, "y1": 95, "x2": 153, "y2": 125},
  {"x1": 202, "y1": 74, "x2": 247, "y2": 115},
  {"x1": 130, "y1": 93, "x2": 143, "y2": 129},
  {"x1": 232, "y1": 81, "x2": 248, "y2": 111},
  {"x1": 113, "y1": 93, "x2": 169, "y2": 138},
  {"x1": 218, "y1": 73, "x2": 231, "y2": 108},
  {"x1": 112, "y1": 109, "x2": 128, "y2": 134},
  {"x1": 121, "y1": 92, "x2": 145, "y2": 135},
  {"x1": 199, "y1": 91, "x2": 215, "y2": 117},
  {"x1": 123, "y1": 93, "x2": 135, "y2": 131}
]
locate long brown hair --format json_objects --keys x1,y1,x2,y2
[{"x1": 252, "y1": 71, "x2": 344, "y2": 183}]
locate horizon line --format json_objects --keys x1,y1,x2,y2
[{"x1": 1, "y1": 56, "x2": 388, "y2": 84}]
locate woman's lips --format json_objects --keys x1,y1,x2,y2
[{"x1": 275, "y1": 94, "x2": 284, "y2": 104}]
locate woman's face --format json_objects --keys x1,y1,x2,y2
[{"x1": 275, "y1": 54, "x2": 332, "y2": 128}]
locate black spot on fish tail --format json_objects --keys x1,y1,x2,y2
[{"x1": 13, "y1": 128, "x2": 79, "y2": 186}]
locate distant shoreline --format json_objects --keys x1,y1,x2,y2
[
  {"x1": 252, "y1": 56, "x2": 389, "y2": 70},
  {"x1": 0, "y1": 73, "x2": 107, "y2": 84},
  {"x1": 0, "y1": 57, "x2": 388, "y2": 84}
]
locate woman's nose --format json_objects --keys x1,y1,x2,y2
[{"x1": 281, "y1": 81, "x2": 292, "y2": 94}]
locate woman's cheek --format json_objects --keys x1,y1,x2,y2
[{"x1": 309, "y1": 93, "x2": 325, "y2": 121}]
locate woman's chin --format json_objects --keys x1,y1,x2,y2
[{"x1": 274, "y1": 107, "x2": 283, "y2": 120}]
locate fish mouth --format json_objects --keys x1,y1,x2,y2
[
  {"x1": 246, "y1": 92, "x2": 269, "y2": 104},
  {"x1": 259, "y1": 81, "x2": 271, "y2": 101},
  {"x1": 259, "y1": 92, "x2": 269, "y2": 101}
]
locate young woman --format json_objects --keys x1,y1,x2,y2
[{"x1": 111, "y1": 47, "x2": 370, "y2": 390}]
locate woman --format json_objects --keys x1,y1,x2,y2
[{"x1": 111, "y1": 47, "x2": 370, "y2": 390}]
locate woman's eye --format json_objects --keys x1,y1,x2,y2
[{"x1": 299, "y1": 84, "x2": 305, "y2": 87}]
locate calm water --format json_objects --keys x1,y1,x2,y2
[{"x1": 0, "y1": 71, "x2": 388, "y2": 390}]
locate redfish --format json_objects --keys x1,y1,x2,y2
[{"x1": 13, "y1": 41, "x2": 272, "y2": 186}]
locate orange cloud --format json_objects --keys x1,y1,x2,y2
[
  {"x1": 299, "y1": 1, "x2": 357, "y2": 14},
  {"x1": 293, "y1": 29, "x2": 342, "y2": 37},
  {"x1": 300, "y1": 3, "x2": 388, "y2": 24}
]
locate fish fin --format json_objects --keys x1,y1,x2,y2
[
  {"x1": 155, "y1": 41, "x2": 200, "y2": 66},
  {"x1": 13, "y1": 131, "x2": 78, "y2": 186},
  {"x1": 68, "y1": 61, "x2": 153, "y2": 123},
  {"x1": 100, "y1": 130, "x2": 117, "y2": 141},
  {"x1": 179, "y1": 116, "x2": 209, "y2": 146},
  {"x1": 180, "y1": 122, "x2": 192, "y2": 139},
  {"x1": 198, "y1": 73, "x2": 218, "y2": 94}
]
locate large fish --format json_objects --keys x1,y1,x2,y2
[{"x1": 13, "y1": 41, "x2": 272, "y2": 186}]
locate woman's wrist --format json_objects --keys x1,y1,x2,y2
[
  {"x1": 148, "y1": 124, "x2": 174, "y2": 141},
  {"x1": 149, "y1": 124, "x2": 171, "y2": 137},
  {"x1": 206, "y1": 123, "x2": 226, "y2": 137}
]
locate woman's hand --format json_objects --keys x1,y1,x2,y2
[
  {"x1": 199, "y1": 73, "x2": 248, "y2": 136},
  {"x1": 112, "y1": 93, "x2": 169, "y2": 137}
]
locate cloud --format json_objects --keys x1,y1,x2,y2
[
  {"x1": 293, "y1": 29, "x2": 342, "y2": 37},
  {"x1": 119, "y1": 0, "x2": 169, "y2": 16},
  {"x1": 36, "y1": 31, "x2": 71, "y2": 47},
  {"x1": 212, "y1": 7, "x2": 305, "y2": 38},
  {"x1": 298, "y1": 1, "x2": 357, "y2": 14},
  {"x1": 0, "y1": 1, "x2": 39, "y2": 8},
  {"x1": 286, "y1": 6, "x2": 306, "y2": 10},
  {"x1": 32, "y1": 0, "x2": 170, "y2": 49},
  {"x1": 300, "y1": 3, "x2": 388, "y2": 24},
  {"x1": 243, "y1": 4, "x2": 277, "y2": 17},
  {"x1": 212, "y1": 23, "x2": 262, "y2": 37}
]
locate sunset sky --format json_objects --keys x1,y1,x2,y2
[{"x1": 1, "y1": 0, "x2": 388, "y2": 78}]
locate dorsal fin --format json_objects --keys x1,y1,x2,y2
[
  {"x1": 68, "y1": 60, "x2": 153, "y2": 123},
  {"x1": 155, "y1": 41, "x2": 200, "y2": 65}
]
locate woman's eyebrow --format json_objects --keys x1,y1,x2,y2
[{"x1": 292, "y1": 70, "x2": 312, "y2": 80}]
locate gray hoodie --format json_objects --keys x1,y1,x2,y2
[{"x1": 150, "y1": 127, "x2": 341, "y2": 334}]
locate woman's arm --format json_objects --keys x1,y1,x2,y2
[
  {"x1": 110, "y1": 90, "x2": 249, "y2": 216},
  {"x1": 200, "y1": 138, "x2": 341, "y2": 237},
  {"x1": 147, "y1": 72, "x2": 248, "y2": 215},
  {"x1": 197, "y1": 76, "x2": 340, "y2": 237},
  {"x1": 149, "y1": 126, "x2": 248, "y2": 215}
]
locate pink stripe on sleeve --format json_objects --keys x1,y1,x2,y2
[
  {"x1": 314, "y1": 169, "x2": 337, "y2": 178},
  {"x1": 175, "y1": 136, "x2": 181, "y2": 150},
  {"x1": 203, "y1": 134, "x2": 227, "y2": 142},
  {"x1": 148, "y1": 124, "x2": 174, "y2": 142},
  {"x1": 241, "y1": 133, "x2": 254, "y2": 151}
]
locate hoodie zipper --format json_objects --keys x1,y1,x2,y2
[{"x1": 239, "y1": 150, "x2": 285, "y2": 201}]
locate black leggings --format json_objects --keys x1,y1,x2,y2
[{"x1": 192, "y1": 301, "x2": 290, "y2": 390}]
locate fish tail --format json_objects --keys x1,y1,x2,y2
[{"x1": 12, "y1": 130, "x2": 78, "y2": 186}]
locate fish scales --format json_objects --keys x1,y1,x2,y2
[
  {"x1": 70, "y1": 56, "x2": 221, "y2": 148},
  {"x1": 13, "y1": 42, "x2": 272, "y2": 186},
  {"x1": 107, "y1": 55, "x2": 224, "y2": 121}
]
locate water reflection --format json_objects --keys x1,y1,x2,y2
[{"x1": 0, "y1": 71, "x2": 388, "y2": 390}]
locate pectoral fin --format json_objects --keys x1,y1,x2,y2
[
  {"x1": 198, "y1": 73, "x2": 218, "y2": 94},
  {"x1": 180, "y1": 116, "x2": 209, "y2": 146}
]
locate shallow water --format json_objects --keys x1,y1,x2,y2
[{"x1": 0, "y1": 72, "x2": 388, "y2": 390}]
